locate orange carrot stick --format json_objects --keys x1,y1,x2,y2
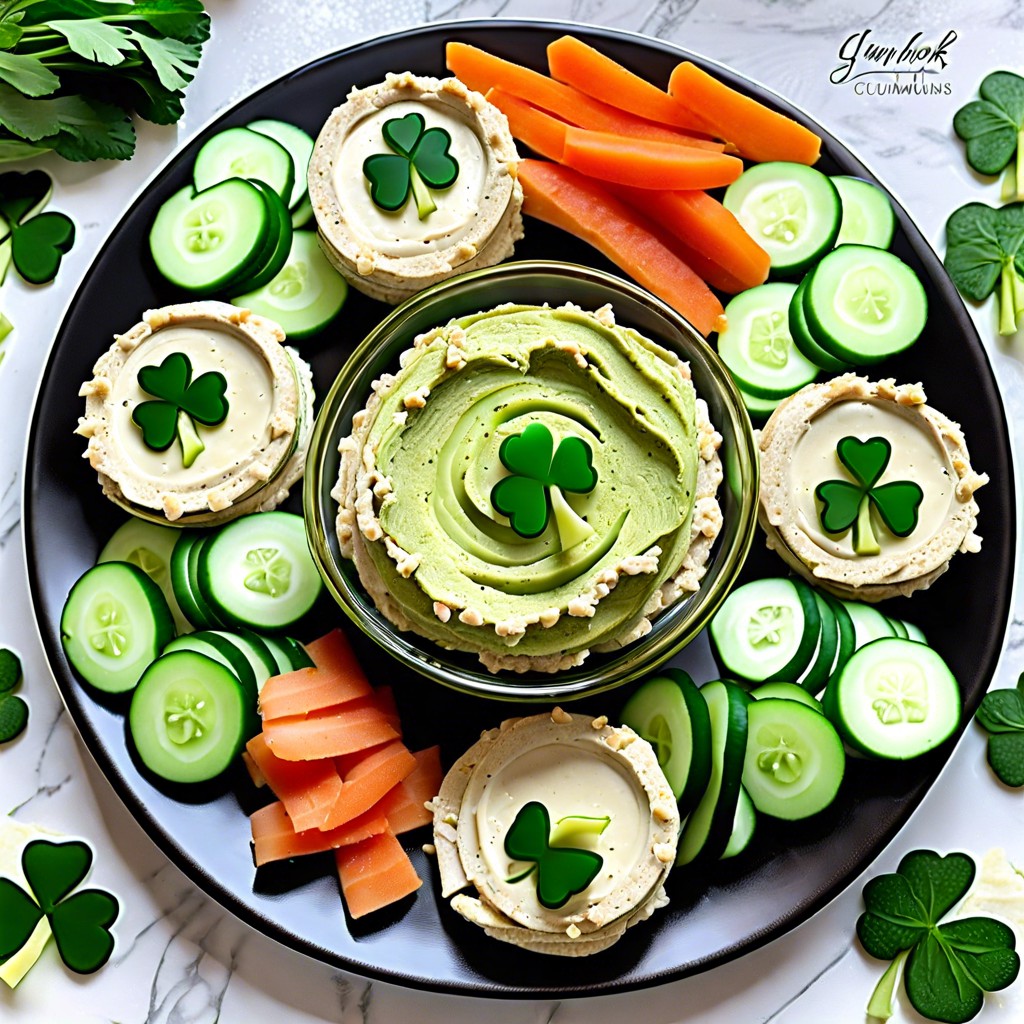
[
  {"x1": 446, "y1": 41, "x2": 722, "y2": 150},
  {"x1": 561, "y1": 125, "x2": 742, "y2": 190},
  {"x1": 320, "y1": 740, "x2": 417, "y2": 831},
  {"x1": 335, "y1": 831, "x2": 422, "y2": 919},
  {"x1": 610, "y1": 185, "x2": 770, "y2": 290},
  {"x1": 250, "y1": 801, "x2": 388, "y2": 867},
  {"x1": 547, "y1": 35, "x2": 709, "y2": 133},
  {"x1": 263, "y1": 704, "x2": 400, "y2": 762},
  {"x1": 518, "y1": 159, "x2": 725, "y2": 336},
  {"x1": 373, "y1": 747, "x2": 441, "y2": 835},
  {"x1": 486, "y1": 88, "x2": 566, "y2": 160},
  {"x1": 668, "y1": 61, "x2": 821, "y2": 165}
]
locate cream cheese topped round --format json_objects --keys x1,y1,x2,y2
[{"x1": 334, "y1": 99, "x2": 488, "y2": 258}]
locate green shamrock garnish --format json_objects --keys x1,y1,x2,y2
[
  {"x1": 815, "y1": 436, "x2": 924, "y2": 555},
  {"x1": 0, "y1": 170, "x2": 74, "y2": 285},
  {"x1": 504, "y1": 802, "x2": 604, "y2": 910},
  {"x1": 131, "y1": 352, "x2": 228, "y2": 468},
  {"x1": 974, "y1": 671, "x2": 1024, "y2": 787},
  {"x1": 0, "y1": 839, "x2": 119, "y2": 975},
  {"x1": 0, "y1": 646, "x2": 28, "y2": 743},
  {"x1": 362, "y1": 112, "x2": 459, "y2": 220},
  {"x1": 490, "y1": 422, "x2": 598, "y2": 547},
  {"x1": 857, "y1": 849, "x2": 1020, "y2": 1023}
]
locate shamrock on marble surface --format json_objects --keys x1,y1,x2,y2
[
  {"x1": 814, "y1": 435, "x2": 923, "y2": 556},
  {"x1": 490, "y1": 422, "x2": 598, "y2": 543},
  {"x1": 0, "y1": 646, "x2": 27, "y2": 743},
  {"x1": 0, "y1": 839, "x2": 119, "y2": 975},
  {"x1": 504, "y1": 801, "x2": 604, "y2": 911},
  {"x1": 857, "y1": 849, "x2": 1020, "y2": 1023},
  {"x1": 362, "y1": 112, "x2": 459, "y2": 219},
  {"x1": 974, "y1": 671, "x2": 1024, "y2": 787},
  {"x1": 132, "y1": 351, "x2": 228, "y2": 468},
  {"x1": 0, "y1": 169, "x2": 74, "y2": 285}
]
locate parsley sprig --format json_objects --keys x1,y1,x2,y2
[{"x1": 0, "y1": 0, "x2": 210, "y2": 163}]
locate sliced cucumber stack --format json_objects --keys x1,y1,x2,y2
[
  {"x1": 832, "y1": 176, "x2": 896, "y2": 249},
  {"x1": 247, "y1": 119, "x2": 315, "y2": 211},
  {"x1": 61, "y1": 562, "x2": 175, "y2": 694},
  {"x1": 822, "y1": 637, "x2": 960, "y2": 759},
  {"x1": 232, "y1": 231, "x2": 347, "y2": 339},
  {"x1": 720, "y1": 787, "x2": 757, "y2": 859},
  {"x1": 194, "y1": 126, "x2": 295, "y2": 205},
  {"x1": 723, "y1": 162, "x2": 841, "y2": 277},
  {"x1": 718, "y1": 282, "x2": 819, "y2": 399},
  {"x1": 751, "y1": 680, "x2": 823, "y2": 712},
  {"x1": 788, "y1": 276, "x2": 852, "y2": 373}
]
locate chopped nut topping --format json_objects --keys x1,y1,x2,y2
[{"x1": 550, "y1": 707, "x2": 573, "y2": 725}]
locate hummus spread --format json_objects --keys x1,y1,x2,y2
[
  {"x1": 78, "y1": 302, "x2": 314, "y2": 525},
  {"x1": 758, "y1": 375, "x2": 987, "y2": 601},
  {"x1": 309, "y1": 72, "x2": 523, "y2": 304},
  {"x1": 334, "y1": 301, "x2": 723, "y2": 673},
  {"x1": 431, "y1": 710, "x2": 678, "y2": 956}
]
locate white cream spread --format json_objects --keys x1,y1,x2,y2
[
  {"x1": 109, "y1": 323, "x2": 275, "y2": 486},
  {"x1": 790, "y1": 398, "x2": 955, "y2": 559},
  {"x1": 334, "y1": 100, "x2": 487, "y2": 258}
]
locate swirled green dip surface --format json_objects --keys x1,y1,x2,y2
[{"x1": 343, "y1": 304, "x2": 705, "y2": 667}]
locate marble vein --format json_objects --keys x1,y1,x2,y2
[
  {"x1": 7, "y1": 705, "x2": 69, "y2": 816},
  {"x1": 759, "y1": 946, "x2": 852, "y2": 1023}
]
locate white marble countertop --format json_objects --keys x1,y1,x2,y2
[{"x1": 2, "y1": 1, "x2": 1023, "y2": 1022}]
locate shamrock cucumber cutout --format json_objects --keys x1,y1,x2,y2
[
  {"x1": 491, "y1": 422, "x2": 598, "y2": 548},
  {"x1": 0, "y1": 646, "x2": 27, "y2": 743},
  {"x1": 363, "y1": 112, "x2": 459, "y2": 220},
  {"x1": 0, "y1": 170, "x2": 75, "y2": 285},
  {"x1": 132, "y1": 351, "x2": 228, "y2": 468},
  {"x1": 504, "y1": 801, "x2": 605, "y2": 910},
  {"x1": 815, "y1": 435, "x2": 923, "y2": 555},
  {"x1": 974, "y1": 671, "x2": 1024, "y2": 787},
  {"x1": 0, "y1": 838, "x2": 119, "y2": 975}
]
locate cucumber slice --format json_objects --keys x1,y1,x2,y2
[
  {"x1": 209, "y1": 629, "x2": 276, "y2": 692},
  {"x1": 723, "y1": 162, "x2": 841, "y2": 277},
  {"x1": 148, "y1": 180, "x2": 271, "y2": 295},
  {"x1": 902, "y1": 620, "x2": 927, "y2": 644},
  {"x1": 225, "y1": 178, "x2": 293, "y2": 296},
  {"x1": 841, "y1": 599, "x2": 896, "y2": 649},
  {"x1": 737, "y1": 382, "x2": 783, "y2": 423},
  {"x1": 887, "y1": 616, "x2": 909, "y2": 639},
  {"x1": 231, "y1": 231, "x2": 348, "y2": 339},
  {"x1": 259, "y1": 634, "x2": 314, "y2": 673},
  {"x1": 822, "y1": 637, "x2": 961, "y2": 759},
  {"x1": 788, "y1": 275, "x2": 853, "y2": 373},
  {"x1": 129, "y1": 651, "x2": 250, "y2": 783},
  {"x1": 620, "y1": 668, "x2": 713, "y2": 814},
  {"x1": 290, "y1": 194, "x2": 313, "y2": 228},
  {"x1": 170, "y1": 531, "x2": 224, "y2": 630},
  {"x1": 61, "y1": 562, "x2": 175, "y2": 694},
  {"x1": 709, "y1": 577, "x2": 821, "y2": 684},
  {"x1": 824, "y1": 593, "x2": 857, "y2": 679},
  {"x1": 193, "y1": 126, "x2": 295, "y2": 205},
  {"x1": 247, "y1": 119, "x2": 314, "y2": 210},
  {"x1": 720, "y1": 787, "x2": 756, "y2": 859},
  {"x1": 832, "y1": 176, "x2": 896, "y2": 249},
  {"x1": 803, "y1": 244, "x2": 927, "y2": 364},
  {"x1": 742, "y1": 697, "x2": 845, "y2": 819},
  {"x1": 718, "y1": 283, "x2": 819, "y2": 399},
  {"x1": 795, "y1": 592, "x2": 839, "y2": 696},
  {"x1": 751, "y1": 680, "x2": 823, "y2": 713},
  {"x1": 163, "y1": 630, "x2": 257, "y2": 699},
  {"x1": 98, "y1": 518, "x2": 191, "y2": 634},
  {"x1": 677, "y1": 680, "x2": 749, "y2": 866},
  {"x1": 196, "y1": 511, "x2": 322, "y2": 631}
]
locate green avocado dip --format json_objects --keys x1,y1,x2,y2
[{"x1": 334, "y1": 302, "x2": 723, "y2": 673}]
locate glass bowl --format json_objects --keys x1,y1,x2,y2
[{"x1": 303, "y1": 260, "x2": 758, "y2": 702}]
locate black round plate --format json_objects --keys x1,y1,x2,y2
[{"x1": 24, "y1": 19, "x2": 1015, "y2": 999}]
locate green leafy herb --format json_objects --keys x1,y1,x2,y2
[
  {"x1": 954, "y1": 72, "x2": 1024, "y2": 201},
  {"x1": 857, "y1": 849, "x2": 1020, "y2": 1023},
  {"x1": 974, "y1": 672, "x2": 1024, "y2": 787},
  {"x1": 490, "y1": 422, "x2": 598, "y2": 545},
  {"x1": 503, "y1": 801, "x2": 604, "y2": 910},
  {"x1": 0, "y1": 170, "x2": 74, "y2": 284},
  {"x1": 944, "y1": 202, "x2": 1024, "y2": 336},
  {"x1": 0, "y1": 838, "x2": 118, "y2": 975},
  {"x1": 0, "y1": 646, "x2": 27, "y2": 743},
  {"x1": 0, "y1": 0, "x2": 209, "y2": 163},
  {"x1": 815, "y1": 435, "x2": 923, "y2": 555},
  {"x1": 362, "y1": 112, "x2": 459, "y2": 219},
  {"x1": 131, "y1": 351, "x2": 228, "y2": 468}
]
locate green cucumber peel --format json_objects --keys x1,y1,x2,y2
[
  {"x1": 857, "y1": 849, "x2": 1020, "y2": 1023},
  {"x1": 974, "y1": 671, "x2": 1024, "y2": 787}
]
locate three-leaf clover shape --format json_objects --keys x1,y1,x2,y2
[
  {"x1": 0, "y1": 839, "x2": 119, "y2": 975},
  {"x1": 362, "y1": 112, "x2": 459, "y2": 220},
  {"x1": 490, "y1": 422, "x2": 598, "y2": 543},
  {"x1": 953, "y1": 71, "x2": 1024, "y2": 201},
  {"x1": 504, "y1": 802, "x2": 604, "y2": 910},
  {"x1": 0, "y1": 169, "x2": 74, "y2": 285},
  {"x1": 857, "y1": 849, "x2": 1020, "y2": 1023},
  {"x1": 815, "y1": 435, "x2": 923, "y2": 556},
  {"x1": 974, "y1": 671, "x2": 1024, "y2": 787},
  {"x1": 0, "y1": 646, "x2": 27, "y2": 743},
  {"x1": 131, "y1": 351, "x2": 228, "y2": 469}
]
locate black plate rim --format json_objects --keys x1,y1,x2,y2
[{"x1": 22, "y1": 16, "x2": 1016, "y2": 1000}]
